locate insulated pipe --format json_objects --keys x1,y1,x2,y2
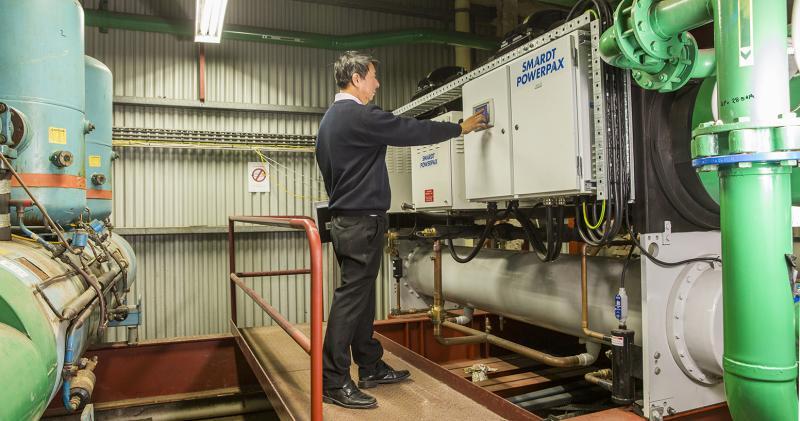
[
  {"x1": 449, "y1": 306, "x2": 474, "y2": 325},
  {"x1": 406, "y1": 246, "x2": 644, "y2": 345},
  {"x1": 83, "y1": 10, "x2": 498, "y2": 51}
]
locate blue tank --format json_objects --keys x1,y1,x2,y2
[
  {"x1": 84, "y1": 56, "x2": 113, "y2": 221},
  {"x1": 0, "y1": 0, "x2": 87, "y2": 226}
]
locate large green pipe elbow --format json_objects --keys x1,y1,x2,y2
[
  {"x1": 84, "y1": 10, "x2": 498, "y2": 51},
  {"x1": 599, "y1": 0, "x2": 715, "y2": 91}
]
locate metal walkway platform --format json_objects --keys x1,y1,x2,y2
[{"x1": 236, "y1": 324, "x2": 531, "y2": 421}]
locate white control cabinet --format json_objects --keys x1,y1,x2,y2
[
  {"x1": 411, "y1": 112, "x2": 482, "y2": 211},
  {"x1": 508, "y1": 32, "x2": 592, "y2": 198},
  {"x1": 462, "y1": 31, "x2": 593, "y2": 201},
  {"x1": 462, "y1": 66, "x2": 514, "y2": 201}
]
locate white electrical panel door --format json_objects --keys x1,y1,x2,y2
[
  {"x1": 463, "y1": 66, "x2": 514, "y2": 201},
  {"x1": 411, "y1": 111, "x2": 481, "y2": 211},
  {"x1": 412, "y1": 141, "x2": 453, "y2": 209},
  {"x1": 450, "y1": 136, "x2": 483, "y2": 210},
  {"x1": 508, "y1": 33, "x2": 589, "y2": 197}
]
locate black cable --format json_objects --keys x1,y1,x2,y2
[
  {"x1": 447, "y1": 204, "x2": 498, "y2": 264},
  {"x1": 513, "y1": 206, "x2": 549, "y2": 258},
  {"x1": 624, "y1": 209, "x2": 722, "y2": 267},
  {"x1": 545, "y1": 206, "x2": 555, "y2": 261},
  {"x1": 620, "y1": 245, "x2": 636, "y2": 289}
]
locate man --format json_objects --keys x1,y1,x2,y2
[{"x1": 315, "y1": 51, "x2": 486, "y2": 409}]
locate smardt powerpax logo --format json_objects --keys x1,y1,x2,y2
[
  {"x1": 515, "y1": 47, "x2": 565, "y2": 87},
  {"x1": 420, "y1": 153, "x2": 438, "y2": 168}
]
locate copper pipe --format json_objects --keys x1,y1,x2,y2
[
  {"x1": 441, "y1": 321, "x2": 597, "y2": 367},
  {"x1": 581, "y1": 243, "x2": 612, "y2": 343},
  {"x1": 431, "y1": 240, "x2": 444, "y2": 337},
  {"x1": 435, "y1": 331, "x2": 487, "y2": 346},
  {"x1": 585, "y1": 368, "x2": 613, "y2": 392}
]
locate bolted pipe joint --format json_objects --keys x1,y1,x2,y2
[{"x1": 598, "y1": 0, "x2": 714, "y2": 92}]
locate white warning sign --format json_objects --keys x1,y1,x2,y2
[{"x1": 248, "y1": 162, "x2": 270, "y2": 193}]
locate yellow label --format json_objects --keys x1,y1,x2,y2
[
  {"x1": 48, "y1": 127, "x2": 67, "y2": 144},
  {"x1": 88, "y1": 155, "x2": 102, "y2": 168}
]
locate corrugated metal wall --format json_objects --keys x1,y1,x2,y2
[{"x1": 85, "y1": 0, "x2": 454, "y2": 341}]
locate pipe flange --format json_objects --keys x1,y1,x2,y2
[
  {"x1": 692, "y1": 113, "x2": 800, "y2": 138},
  {"x1": 692, "y1": 151, "x2": 800, "y2": 168},
  {"x1": 629, "y1": 0, "x2": 682, "y2": 60},
  {"x1": 611, "y1": 0, "x2": 664, "y2": 73},
  {"x1": 666, "y1": 260, "x2": 723, "y2": 385},
  {"x1": 630, "y1": 33, "x2": 697, "y2": 92}
]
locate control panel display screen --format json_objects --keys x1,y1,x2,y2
[{"x1": 473, "y1": 100, "x2": 494, "y2": 129}]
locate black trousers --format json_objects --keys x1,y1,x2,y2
[{"x1": 322, "y1": 214, "x2": 386, "y2": 389}]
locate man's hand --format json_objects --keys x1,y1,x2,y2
[{"x1": 460, "y1": 112, "x2": 488, "y2": 135}]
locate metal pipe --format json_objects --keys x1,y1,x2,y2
[
  {"x1": 236, "y1": 269, "x2": 311, "y2": 277},
  {"x1": 508, "y1": 382, "x2": 591, "y2": 405},
  {"x1": 431, "y1": 240, "x2": 444, "y2": 337},
  {"x1": 83, "y1": 10, "x2": 498, "y2": 51},
  {"x1": 581, "y1": 244, "x2": 612, "y2": 343},
  {"x1": 61, "y1": 266, "x2": 120, "y2": 320},
  {"x1": 442, "y1": 321, "x2": 598, "y2": 367},
  {"x1": 230, "y1": 273, "x2": 311, "y2": 353},
  {"x1": 584, "y1": 368, "x2": 613, "y2": 392},
  {"x1": 517, "y1": 385, "x2": 598, "y2": 410},
  {"x1": 0, "y1": 169, "x2": 10, "y2": 241},
  {"x1": 228, "y1": 218, "x2": 237, "y2": 325}
]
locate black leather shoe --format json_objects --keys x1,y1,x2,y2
[
  {"x1": 322, "y1": 380, "x2": 377, "y2": 409},
  {"x1": 358, "y1": 362, "x2": 411, "y2": 389}
]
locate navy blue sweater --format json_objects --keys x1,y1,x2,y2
[{"x1": 315, "y1": 100, "x2": 461, "y2": 215}]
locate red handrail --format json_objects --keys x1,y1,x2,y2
[{"x1": 228, "y1": 215, "x2": 323, "y2": 421}]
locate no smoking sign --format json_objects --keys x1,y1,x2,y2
[{"x1": 247, "y1": 162, "x2": 270, "y2": 193}]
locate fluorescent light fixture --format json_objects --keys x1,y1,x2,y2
[{"x1": 195, "y1": 0, "x2": 229, "y2": 43}]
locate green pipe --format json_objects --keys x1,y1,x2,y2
[
  {"x1": 719, "y1": 165, "x2": 798, "y2": 421},
  {"x1": 689, "y1": 48, "x2": 716, "y2": 79},
  {"x1": 652, "y1": 0, "x2": 713, "y2": 38},
  {"x1": 714, "y1": 0, "x2": 789, "y2": 122},
  {"x1": 84, "y1": 10, "x2": 498, "y2": 51},
  {"x1": 713, "y1": 0, "x2": 798, "y2": 418},
  {"x1": 0, "y1": 268, "x2": 59, "y2": 421}
]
